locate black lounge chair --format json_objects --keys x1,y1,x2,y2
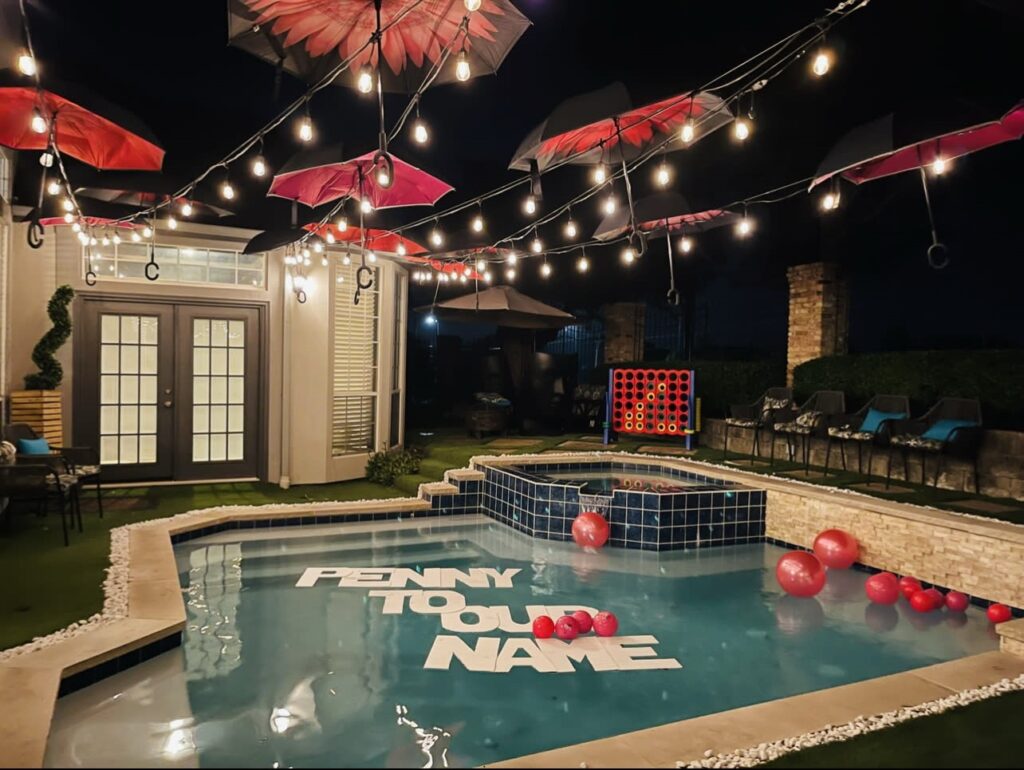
[
  {"x1": 723, "y1": 387, "x2": 792, "y2": 463},
  {"x1": 825, "y1": 395, "x2": 910, "y2": 475},
  {"x1": 3, "y1": 423, "x2": 104, "y2": 518},
  {"x1": 0, "y1": 464, "x2": 80, "y2": 546},
  {"x1": 887, "y1": 398, "x2": 984, "y2": 491},
  {"x1": 771, "y1": 391, "x2": 846, "y2": 471}
]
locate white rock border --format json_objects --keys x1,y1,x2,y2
[{"x1": 679, "y1": 672, "x2": 1024, "y2": 768}]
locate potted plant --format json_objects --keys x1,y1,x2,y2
[{"x1": 10, "y1": 285, "x2": 74, "y2": 445}]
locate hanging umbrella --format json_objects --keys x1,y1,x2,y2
[
  {"x1": 304, "y1": 223, "x2": 427, "y2": 255},
  {"x1": 811, "y1": 100, "x2": 1024, "y2": 267},
  {"x1": 509, "y1": 83, "x2": 733, "y2": 172},
  {"x1": 75, "y1": 172, "x2": 233, "y2": 218},
  {"x1": 592, "y1": 191, "x2": 740, "y2": 241},
  {"x1": 0, "y1": 70, "x2": 164, "y2": 170},
  {"x1": 244, "y1": 227, "x2": 306, "y2": 254},
  {"x1": 269, "y1": 145, "x2": 453, "y2": 209},
  {"x1": 418, "y1": 285, "x2": 574, "y2": 329},
  {"x1": 227, "y1": 0, "x2": 531, "y2": 93}
]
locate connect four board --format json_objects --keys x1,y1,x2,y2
[{"x1": 604, "y1": 368, "x2": 696, "y2": 448}]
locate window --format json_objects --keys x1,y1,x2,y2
[
  {"x1": 99, "y1": 314, "x2": 159, "y2": 465},
  {"x1": 191, "y1": 319, "x2": 246, "y2": 462},
  {"x1": 332, "y1": 262, "x2": 379, "y2": 455},
  {"x1": 87, "y1": 242, "x2": 266, "y2": 288},
  {"x1": 389, "y1": 273, "x2": 405, "y2": 447}
]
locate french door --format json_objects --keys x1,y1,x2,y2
[{"x1": 75, "y1": 297, "x2": 263, "y2": 483}]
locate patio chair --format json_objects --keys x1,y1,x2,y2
[
  {"x1": 771, "y1": 391, "x2": 847, "y2": 472},
  {"x1": 0, "y1": 464, "x2": 80, "y2": 546},
  {"x1": 887, "y1": 398, "x2": 984, "y2": 491},
  {"x1": 723, "y1": 387, "x2": 792, "y2": 463},
  {"x1": 2, "y1": 422, "x2": 103, "y2": 518},
  {"x1": 824, "y1": 395, "x2": 910, "y2": 476}
]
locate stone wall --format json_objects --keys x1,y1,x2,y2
[
  {"x1": 704, "y1": 418, "x2": 1024, "y2": 500},
  {"x1": 602, "y1": 302, "x2": 645, "y2": 364},
  {"x1": 786, "y1": 262, "x2": 848, "y2": 385}
]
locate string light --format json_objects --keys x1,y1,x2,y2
[
  {"x1": 932, "y1": 157, "x2": 948, "y2": 175},
  {"x1": 131, "y1": 229, "x2": 142, "y2": 242},
  {"x1": 602, "y1": 192, "x2": 617, "y2": 215},
  {"x1": 655, "y1": 161, "x2": 672, "y2": 188},
  {"x1": 506, "y1": 267, "x2": 516, "y2": 280},
  {"x1": 17, "y1": 51, "x2": 36, "y2": 77},
  {"x1": 321, "y1": 256, "x2": 329, "y2": 267},
  {"x1": 62, "y1": 212, "x2": 73, "y2": 224},
  {"x1": 71, "y1": 220, "x2": 81, "y2": 232},
  {"x1": 89, "y1": 236, "x2": 98, "y2": 246},
  {"x1": 530, "y1": 234, "x2": 543, "y2": 254},
  {"x1": 326, "y1": 230, "x2": 336, "y2": 244},
  {"x1": 430, "y1": 223, "x2": 444, "y2": 248},
  {"x1": 360, "y1": 199, "x2": 373, "y2": 214},
  {"x1": 455, "y1": 48, "x2": 471, "y2": 82},
  {"x1": 336, "y1": 215, "x2": 348, "y2": 231},
  {"x1": 180, "y1": 200, "x2": 193, "y2": 217},
  {"x1": 396, "y1": 242, "x2": 407, "y2": 257},
  {"x1": 167, "y1": 215, "x2": 178, "y2": 230},
  {"x1": 540, "y1": 261, "x2": 552, "y2": 278},
  {"x1": 735, "y1": 214, "x2": 754, "y2": 238},
  {"x1": 506, "y1": 251, "x2": 518, "y2": 265},
  {"x1": 38, "y1": 151, "x2": 52, "y2": 168},
  {"x1": 298, "y1": 113, "x2": 314, "y2": 143},
  {"x1": 313, "y1": 239, "x2": 324, "y2": 253},
  {"x1": 368, "y1": 252, "x2": 377, "y2": 263},
  {"x1": 483, "y1": 270, "x2": 493, "y2": 283},
  {"x1": 342, "y1": 254, "x2": 352, "y2": 266},
  {"x1": 812, "y1": 49, "x2": 832, "y2": 77},
  {"x1": 681, "y1": 120, "x2": 696, "y2": 144},
  {"x1": 577, "y1": 254, "x2": 589, "y2": 273},
  {"x1": 820, "y1": 191, "x2": 840, "y2": 211},
  {"x1": 679, "y1": 236, "x2": 694, "y2": 253},
  {"x1": 61, "y1": 197, "x2": 73, "y2": 212},
  {"x1": 523, "y1": 195, "x2": 537, "y2": 216},
  {"x1": 564, "y1": 217, "x2": 578, "y2": 240},
  {"x1": 459, "y1": 273, "x2": 468, "y2": 283},
  {"x1": 621, "y1": 247, "x2": 636, "y2": 265},
  {"x1": 413, "y1": 117, "x2": 429, "y2": 145},
  {"x1": 476, "y1": 259, "x2": 487, "y2": 272},
  {"x1": 592, "y1": 165, "x2": 608, "y2": 184},
  {"x1": 46, "y1": 179, "x2": 60, "y2": 195},
  {"x1": 733, "y1": 117, "x2": 751, "y2": 142},
  {"x1": 472, "y1": 209, "x2": 485, "y2": 233},
  {"x1": 77, "y1": 231, "x2": 88, "y2": 245},
  {"x1": 112, "y1": 232, "x2": 121, "y2": 246},
  {"x1": 464, "y1": 0, "x2": 482, "y2": 11},
  {"x1": 220, "y1": 177, "x2": 236, "y2": 200},
  {"x1": 357, "y1": 65, "x2": 375, "y2": 94},
  {"x1": 377, "y1": 166, "x2": 391, "y2": 187},
  {"x1": 30, "y1": 108, "x2": 47, "y2": 134},
  {"x1": 142, "y1": 224, "x2": 153, "y2": 238},
  {"x1": 252, "y1": 154, "x2": 268, "y2": 177}
]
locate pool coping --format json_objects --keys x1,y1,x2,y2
[{"x1": 3, "y1": 450, "x2": 1024, "y2": 768}]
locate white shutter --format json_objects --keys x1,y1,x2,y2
[{"x1": 332, "y1": 262, "x2": 379, "y2": 455}]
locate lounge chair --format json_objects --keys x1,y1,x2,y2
[
  {"x1": 2, "y1": 423, "x2": 103, "y2": 518},
  {"x1": 825, "y1": 395, "x2": 910, "y2": 475},
  {"x1": 771, "y1": 391, "x2": 846, "y2": 471},
  {"x1": 887, "y1": 398, "x2": 983, "y2": 491},
  {"x1": 723, "y1": 387, "x2": 792, "y2": 463}
]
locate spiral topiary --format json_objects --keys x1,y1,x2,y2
[{"x1": 24, "y1": 284, "x2": 74, "y2": 390}]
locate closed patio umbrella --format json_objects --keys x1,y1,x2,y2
[{"x1": 418, "y1": 285, "x2": 574, "y2": 329}]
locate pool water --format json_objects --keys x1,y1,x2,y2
[
  {"x1": 540, "y1": 469, "x2": 704, "y2": 494},
  {"x1": 45, "y1": 516, "x2": 997, "y2": 768}
]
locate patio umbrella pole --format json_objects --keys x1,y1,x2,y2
[
  {"x1": 918, "y1": 167, "x2": 949, "y2": 270},
  {"x1": 371, "y1": 0, "x2": 395, "y2": 186},
  {"x1": 613, "y1": 117, "x2": 642, "y2": 255}
]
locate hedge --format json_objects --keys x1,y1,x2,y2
[
  {"x1": 588, "y1": 359, "x2": 786, "y2": 420},
  {"x1": 793, "y1": 350, "x2": 1024, "y2": 430}
]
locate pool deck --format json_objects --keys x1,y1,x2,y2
[{"x1": 3, "y1": 452, "x2": 1024, "y2": 768}]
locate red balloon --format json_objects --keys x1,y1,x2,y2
[
  {"x1": 571, "y1": 610, "x2": 593, "y2": 634},
  {"x1": 592, "y1": 610, "x2": 619, "y2": 637},
  {"x1": 532, "y1": 615, "x2": 555, "y2": 639},
  {"x1": 572, "y1": 511, "x2": 610, "y2": 549},
  {"x1": 923, "y1": 588, "x2": 945, "y2": 611},
  {"x1": 945, "y1": 591, "x2": 970, "y2": 613},
  {"x1": 899, "y1": 577, "x2": 923, "y2": 600},
  {"x1": 813, "y1": 529, "x2": 860, "y2": 570},
  {"x1": 987, "y1": 604, "x2": 1012, "y2": 624},
  {"x1": 554, "y1": 615, "x2": 579, "y2": 640},
  {"x1": 910, "y1": 590, "x2": 935, "y2": 613},
  {"x1": 865, "y1": 572, "x2": 900, "y2": 605},
  {"x1": 776, "y1": 551, "x2": 826, "y2": 598}
]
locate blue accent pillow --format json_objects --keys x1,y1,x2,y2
[
  {"x1": 921, "y1": 419, "x2": 978, "y2": 443},
  {"x1": 858, "y1": 408, "x2": 907, "y2": 434},
  {"x1": 17, "y1": 437, "x2": 51, "y2": 455}
]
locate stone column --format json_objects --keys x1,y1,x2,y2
[
  {"x1": 602, "y1": 302, "x2": 645, "y2": 364},
  {"x1": 786, "y1": 262, "x2": 848, "y2": 385}
]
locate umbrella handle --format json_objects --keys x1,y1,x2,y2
[
  {"x1": 918, "y1": 167, "x2": 949, "y2": 270},
  {"x1": 84, "y1": 269, "x2": 97, "y2": 287},
  {"x1": 353, "y1": 264, "x2": 375, "y2": 305},
  {"x1": 145, "y1": 245, "x2": 160, "y2": 281},
  {"x1": 27, "y1": 220, "x2": 44, "y2": 249},
  {"x1": 296, "y1": 289, "x2": 307, "y2": 304},
  {"x1": 665, "y1": 233, "x2": 680, "y2": 306}
]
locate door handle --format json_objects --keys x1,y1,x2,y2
[{"x1": 163, "y1": 400, "x2": 173, "y2": 408}]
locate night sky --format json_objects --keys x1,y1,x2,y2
[{"x1": 13, "y1": 0, "x2": 1024, "y2": 356}]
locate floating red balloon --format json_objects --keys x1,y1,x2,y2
[
  {"x1": 572, "y1": 511, "x2": 610, "y2": 549},
  {"x1": 865, "y1": 572, "x2": 900, "y2": 605},
  {"x1": 776, "y1": 551, "x2": 826, "y2": 598},
  {"x1": 592, "y1": 610, "x2": 619, "y2": 637},
  {"x1": 910, "y1": 590, "x2": 935, "y2": 613},
  {"x1": 923, "y1": 587, "x2": 945, "y2": 611},
  {"x1": 899, "y1": 576, "x2": 923, "y2": 600},
  {"x1": 555, "y1": 615, "x2": 580, "y2": 640},
  {"x1": 813, "y1": 529, "x2": 859, "y2": 569},
  {"x1": 945, "y1": 591, "x2": 970, "y2": 613},
  {"x1": 987, "y1": 604, "x2": 1012, "y2": 624},
  {"x1": 532, "y1": 615, "x2": 555, "y2": 639},
  {"x1": 571, "y1": 610, "x2": 593, "y2": 634}
]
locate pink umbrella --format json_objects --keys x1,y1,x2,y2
[{"x1": 268, "y1": 145, "x2": 453, "y2": 209}]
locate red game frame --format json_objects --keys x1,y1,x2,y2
[{"x1": 604, "y1": 368, "x2": 696, "y2": 448}]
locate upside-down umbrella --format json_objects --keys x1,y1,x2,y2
[
  {"x1": 243, "y1": 227, "x2": 306, "y2": 254},
  {"x1": 811, "y1": 100, "x2": 1024, "y2": 268},
  {"x1": 303, "y1": 223, "x2": 427, "y2": 255},
  {"x1": 418, "y1": 285, "x2": 574, "y2": 329},
  {"x1": 228, "y1": 0, "x2": 531, "y2": 93},
  {"x1": 269, "y1": 145, "x2": 454, "y2": 209},
  {"x1": 509, "y1": 83, "x2": 733, "y2": 172},
  {"x1": 75, "y1": 173, "x2": 233, "y2": 218}
]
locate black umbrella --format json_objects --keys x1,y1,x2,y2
[
  {"x1": 75, "y1": 172, "x2": 233, "y2": 219},
  {"x1": 244, "y1": 227, "x2": 306, "y2": 254},
  {"x1": 592, "y1": 191, "x2": 739, "y2": 241}
]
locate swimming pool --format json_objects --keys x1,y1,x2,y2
[
  {"x1": 538, "y1": 469, "x2": 704, "y2": 494},
  {"x1": 45, "y1": 515, "x2": 998, "y2": 768}
]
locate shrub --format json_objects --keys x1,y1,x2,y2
[
  {"x1": 365, "y1": 446, "x2": 424, "y2": 486},
  {"x1": 24, "y1": 285, "x2": 74, "y2": 390},
  {"x1": 793, "y1": 350, "x2": 1024, "y2": 430}
]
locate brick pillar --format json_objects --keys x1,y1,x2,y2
[
  {"x1": 786, "y1": 262, "x2": 848, "y2": 385},
  {"x1": 602, "y1": 302, "x2": 645, "y2": 364}
]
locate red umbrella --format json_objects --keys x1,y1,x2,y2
[
  {"x1": 304, "y1": 223, "x2": 427, "y2": 255},
  {"x1": 270, "y1": 146, "x2": 453, "y2": 209},
  {"x1": 0, "y1": 72, "x2": 164, "y2": 171},
  {"x1": 228, "y1": 0, "x2": 531, "y2": 93},
  {"x1": 39, "y1": 215, "x2": 134, "y2": 229},
  {"x1": 593, "y1": 192, "x2": 739, "y2": 241}
]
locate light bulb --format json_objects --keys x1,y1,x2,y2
[
  {"x1": 507, "y1": 252, "x2": 518, "y2": 265},
  {"x1": 336, "y1": 216, "x2": 348, "y2": 231},
  {"x1": 733, "y1": 118, "x2": 751, "y2": 141},
  {"x1": 430, "y1": 228, "x2": 444, "y2": 248},
  {"x1": 180, "y1": 200, "x2": 193, "y2": 217},
  {"x1": 38, "y1": 152, "x2": 53, "y2": 168},
  {"x1": 302, "y1": 247, "x2": 310, "y2": 259},
  {"x1": 337, "y1": 274, "x2": 345, "y2": 284},
  {"x1": 293, "y1": 274, "x2": 307, "y2": 289},
  {"x1": 112, "y1": 232, "x2": 121, "y2": 245},
  {"x1": 464, "y1": 0, "x2": 482, "y2": 11},
  {"x1": 30, "y1": 109, "x2": 47, "y2": 134},
  {"x1": 326, "y1": 231, "x2": 336, "y2": 244},
  {"x1": 820, "y1": 192, "x2": 840, "y2": 212},
  {"x1": 523, "y1": 195, "x2": 537, "y2": 215},
  {"x1": 252, "y1": 155, "x2": 267, "y2": 177},
  {"x1": 679, "y1": 236, "x2": 694, "y2": 253},
  {"x1": 455, "y1": 50, "x2": 471, "y2": 82},
  {"x1": 621, "y1": 247, "x2": 636, "y2": 265},
  {"x1": 368, "y1": 251, "x2": 377, "y2": 263},
  {"x1": 77, "y1": 231, "x2": 88, "y2": 245},
  {"x1": 342, "y1": 255, "x2": 352, "y2": 266},
  {"x1": 142, "y1": 224, "x2": 153, "y2": 238},
  {"x1": 71, "y1": 220, "x2": 81, "y2": 232},
  {"x1": 61, "y1": 198, "x2": 73, "y2": 212},
  {"x1": 681, "y1": 120, "x2": 696, "y2": 144},
  {"x1": 46, "y1": 179, "x2": 60, "y2": 195},
  {"x1": 476, "y1": 259, "x2": 487, "y2": 272},
  {"x1": 577, "y1": 255, "x2": 589, "y2": 273},
  {"x1": 298, "y1": 116, "x2": 314, "y2": 142},
  {"x1": 413, "y1": 119, "x2": 429, "y2": 145},
  {"x1": 221, "y1": 180, "x2": 236, "y2": 200},
  {"x1": 812, "y1": 50, "x2": 832, "y2": 77},
  {"x1": 530, "y1": 237, "x2": 543, "y2": 254},
  {"x1": 471, "y1": 213, "x2": 485, "y2": 232},
  {"x1": 167, "y1": 216, "x2": 178, "y2": 230},
  {"x1": 736, "y1": 217, "x2": 753, "y2": 238},
  {"x1": 932, "y1": 157, "x2": 947, "y2": 175},
  {"x1": 17, "y1": 52, "x2": 36, "y2": 77},
  {"x1": 506, "y1": 267, "x2": 516, "y2": 280},
  {"x1": 360, "y1": 199, "x2": 373, "y2": 214},
  {"x1": 483, "y1": 271, "x2": 493, "y2": 283},
  {"x1": 313, "y1": 240, "x2": 323, "y2": 253},
  {"x1": 603, "y1": 194, "x2": 616, "y2": 215},
  {"x1": 101, "y1": 234, "x2": 110, "y2": 246},
  {"x1": 396, "y1": 242, "x2": 407, "y2": 256},
  {"x1": 377, "y1": 167, "x2": 390, "y2": 187},
  {"x1": 459, "y1": 273, "x2": 468, "y2": 283},
  {"x1": 540, "y1": 262, "x2": 552, "y2": 278},
  {"x1": 655, "y1": 162, "x2": 671, "y2": 188},
  {"x1": 284, "y1": 255, "x2": 297, "y2": 266},
  {"x1": 564, "y1": 219, "x2": 578, "y2": 239},
  {"x1": 131, "y1": 229, "x2": 141, "y2": 242},
  {"x1": 89, "y1": 236, "x2": 97, "y2": 246},
  {"x1": 592, "y1": 165, "x2": 607, "y2": 184},
  {"x1": 63, "y1": 212, "x2": 73, "y2": 224},
  {"x1": 321, "y1": 256, "x2": 329, "y2": 267},
  {"x1": 357, "y1": 66, "x2": 374, "y2": 94}
]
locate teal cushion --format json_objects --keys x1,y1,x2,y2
[
  {"x1": 17, "y1": 437, "x2": 50, "y2": 455},
  {"x1": 921, "y1": 419, "x2": 978, "y2": 443},
  {"x1": 858, "y1": 408, "x2": 907, "y2": 434}
]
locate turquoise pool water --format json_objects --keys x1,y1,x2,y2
[
  {"x1": 539, "y1": 469, "x2": 702, "y2": 494},
  {"x1": 46, "y1": 515, "x2": 998, "y2": 768}
]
